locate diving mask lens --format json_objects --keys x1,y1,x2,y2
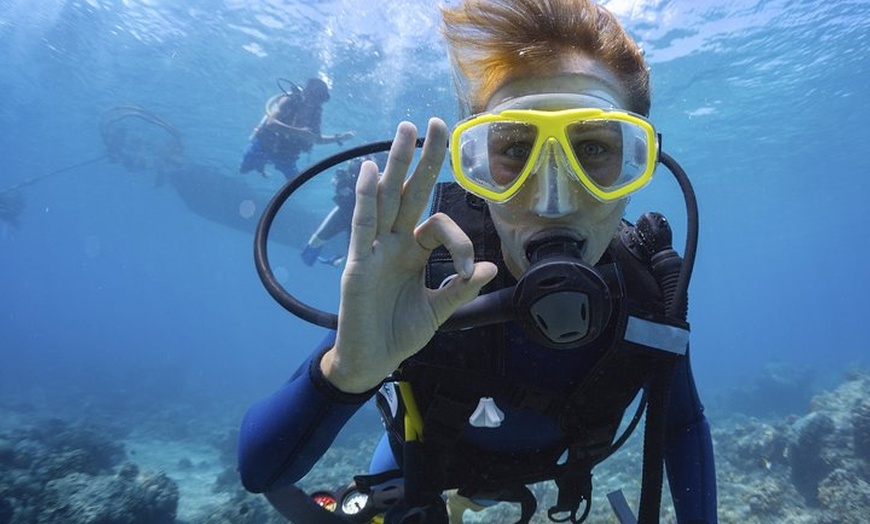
[{"x1": 450, "y1": 108, "x2": 659, "y2": 202}]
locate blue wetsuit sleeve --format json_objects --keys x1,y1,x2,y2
[
  {"x1": 664, "y1": 347, "x2": 718, "y2": 524},
  {"x1": 238, "y1": 333, "x2": 379, "y2": 493}
]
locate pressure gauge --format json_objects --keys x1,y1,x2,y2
[
  {"x1": 339, "y1": 487, "x2": 370, "y2": 515},
  {"x1": 310, "y1": 491, "x2": 338, "y2": 512}
]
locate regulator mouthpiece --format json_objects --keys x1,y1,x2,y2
[{"x1": 513, "y1": 230, "x2": 612, "y2": 349}]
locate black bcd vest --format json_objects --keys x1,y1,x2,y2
[{"x1": 369, "y1": 182, "x2": 688, "y2": 523}]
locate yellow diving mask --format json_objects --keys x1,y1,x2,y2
[{"x1": 449, "y1": 93, "x2": 660, "y2": 203}]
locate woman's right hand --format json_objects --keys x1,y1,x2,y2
[{"x1": 320, "y1": 118, "x2": 497, "y2": 393}]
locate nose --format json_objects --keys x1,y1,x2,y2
[{"x1": 530, "y1": 139, "x2": 580, "y2": 218}]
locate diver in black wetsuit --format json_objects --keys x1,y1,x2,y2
[
  {"x1": 240, "y1": 78, "x2": 355, "y2": 180},
  {"x1": 239, "y1": 1, "x2": 717, "y2": 523}
]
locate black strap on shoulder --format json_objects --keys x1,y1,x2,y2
[
  {"x1": 637, "y1": 363, "x2": 675, "y2": 524},
  {"x1": 617, "y1": 214, "x2": 688, "y2": 524}
]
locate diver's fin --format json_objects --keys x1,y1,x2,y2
[
  {"x1": 606, "y1": 489, "x2": 638, "y2": 524},
  {"x1": 301, "y1": 244, "x2": 321, "y2": 266},
  {"x1": 318, "y1": 254, "x2": 345, "y2": 267}
]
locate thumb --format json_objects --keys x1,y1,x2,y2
[{"x1": 430, "y1": 262, "x2": 499, "y2": 325}]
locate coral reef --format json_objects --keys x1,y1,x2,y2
[
  {"x1": 817, "y1": 469, "x2": 870, "y2": 524},
  {"x1": 188, "y1": 489, "x2": 286, "y2": 524},
  {"x1": 725, "y1": 362, "x2": 815, "y2": 417},
  {"x1": 852, "y1": 399, "x2": 870, "y2": 462},
  {"x1": 713, "y1": 368, "x2": 870, "y2": 523},
  {"x1": 0, "y1": 419, "x2": 178, "y2": 524},
  {"x1": 2, "y1": 370, "x2": 869, "y2": 524},
  {"x1": 785, "y1": 411, "x2": 836, "y2": 503},
  {"x1": 37, "y1": 468, "x2": 177, "y2": 524}
]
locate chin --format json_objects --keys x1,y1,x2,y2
[{"x1": 580, "y1": 236, "x2": 610, "y2": 265}]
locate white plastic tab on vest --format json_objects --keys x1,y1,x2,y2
[
  {"x1": 625, "y1": 316, "x2": 689, "y2": 355},
  {"x1": 469, "y1": 397, "x2": 505, "y2": 428}
]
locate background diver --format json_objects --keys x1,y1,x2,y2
[
  {"x1": 301, "y1": 152, "x2": 389, "y2": 267},
  {"x1": 240, "y1": 78, "x2": 355, "y2": 180}
]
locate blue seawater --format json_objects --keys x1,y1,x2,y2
[{"x1": 0, "y1": 0, "x2": 868, "y2": 505}]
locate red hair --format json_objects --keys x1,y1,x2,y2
[{"x1": 441, "y1": 0, "x2": 650, "y2": 116}]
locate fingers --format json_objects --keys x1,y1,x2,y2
[
  {"x1": 350, "y1": 117, "x2": 449, "y2": 261},
  {"x1": 393, "y1": 118, "x2": 448, "y2": 233},
  {"x1": 346, "y1": 160, "x2": 380, "y2": 261},
  {"x1": 414, "y1": 211, "x2": 498, "y2": 325},
  {"x1": 432, "y1": 261, "x2": 499, "y2": 325},
  {"x1": 377, "y1": 122, "x2": 418, "y2": 236},
  {"x1": 415, "y1": 212, "x2": 475, "y2": 279}
]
